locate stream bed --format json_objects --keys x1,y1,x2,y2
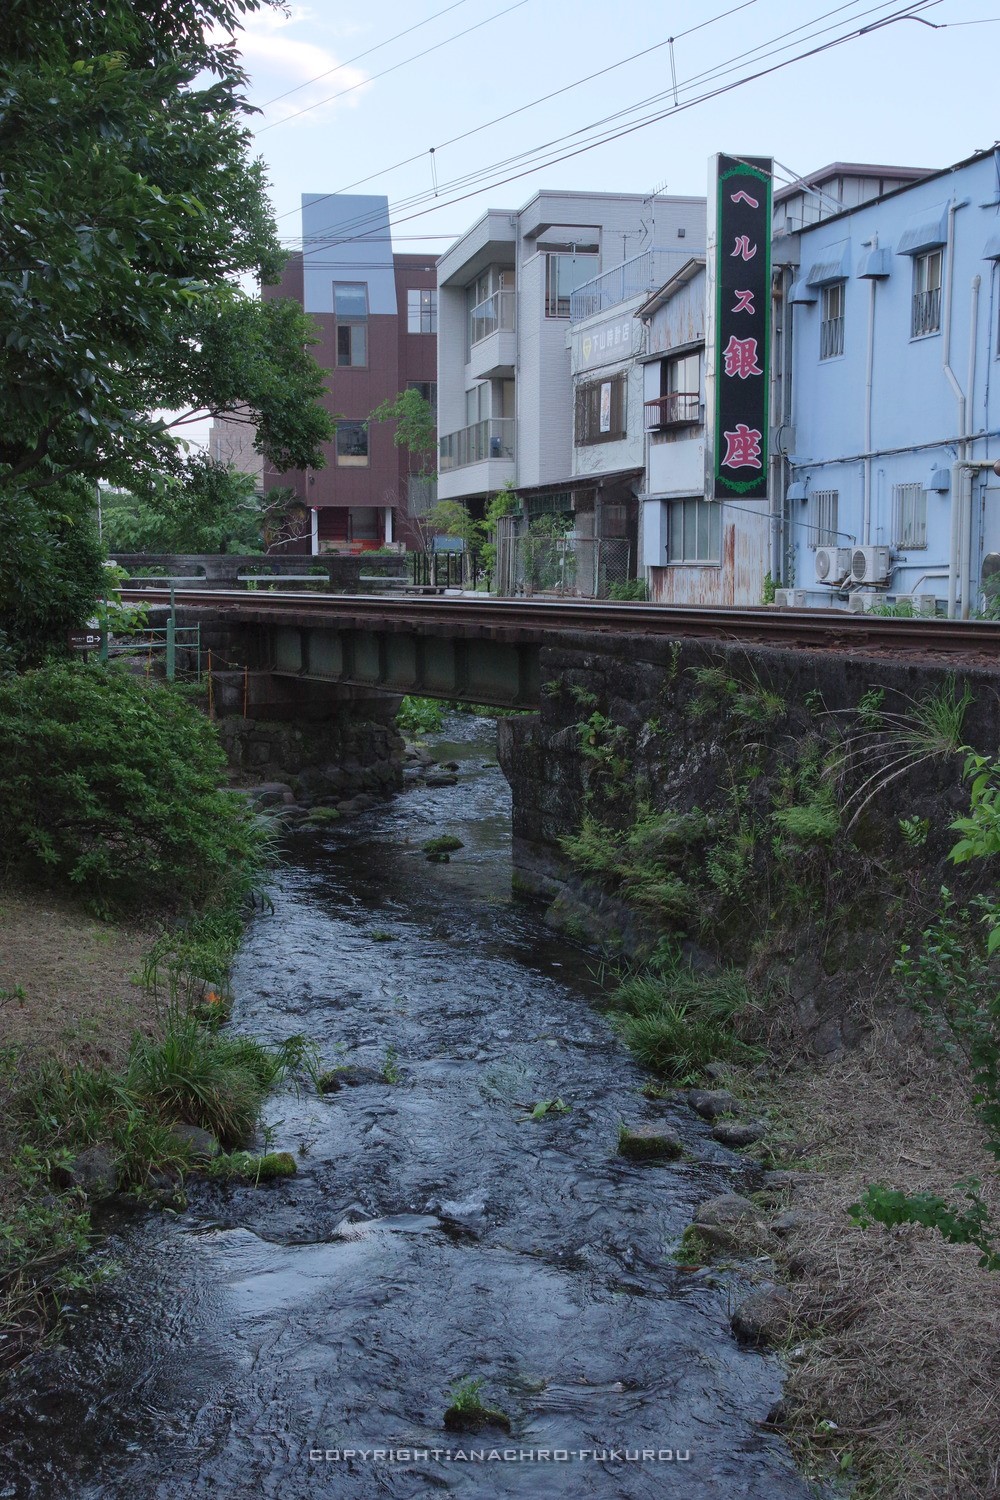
[{"x1": 1, "y1": 715, "x2": 817, "y2": 1499}]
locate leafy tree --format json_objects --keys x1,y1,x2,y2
[
  {"x1": 0, "y1": 478, "x2": 106, "y2": 669},
  {"x1": 0, "y1": 0, "x2": 331, "y2": 499},
  {"x1": 368, "y1": 389, "x2": 436, "y2": 476},
  {"x1": 424, "y1": 500, "x2": 480, "y2": 551},
  {"x1": 0, "y1": 659, "x2": 267, "y2": 912},
  {"x1": 102, "y1": 456, "x2": 265, "y2": 554}
]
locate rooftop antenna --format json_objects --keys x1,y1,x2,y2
[{"x1": 646, "y1": 178, "x2": 669, "y2": 248}]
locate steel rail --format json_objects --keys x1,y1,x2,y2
[{"x1": 122, "y1": 588, "x2": 1000, "y2": 657}]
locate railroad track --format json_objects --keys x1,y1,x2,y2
[{"x1": 121, "y1": 588, "x2": 1000, "y2": 659}]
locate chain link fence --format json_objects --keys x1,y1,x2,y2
[{"x1": 500, "y1": 534, "x2": 631, "y2": 598}]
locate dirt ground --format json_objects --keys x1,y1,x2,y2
[
  {"x1": 768, "y1": 1021, "x2": 1000, "y2": 1499},
  {"x1": 0, "y1": 890, "x2": 159, "y2": 1067}
]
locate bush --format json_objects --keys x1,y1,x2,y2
[
  {"x1": 0, "y1": 478, "x2": 106, "y2": 669},
  {"x1": 0, "y1": 661, "x2": 266, "y2": 911},
  {"x1": 606, "y1": 964, "x2": 764, "y2": 1082},
  {"x1": 397, "y1": 695, "x2": 444, "y2": 735}
]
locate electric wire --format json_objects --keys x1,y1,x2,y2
[
  {"x1": 255, "y1": 0, "x2": 475, "y2": 109},
  {"x1": 270, "y1": 0, "x2": 764, "y2": 222},
  {"x1": 255, "y1": 0, "x2": 532, "y2": 135},
  {"x1": 287, "y1": 0, "x2": 939, "y2": 255}
]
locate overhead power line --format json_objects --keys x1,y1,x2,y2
[
  {"x1": 255, "y1": 0, "x2": 532, "y2": 135},
  {"x1": 272, "y1": 0, "x2": 763, "y2": 222},
  {"x1": 290, "y1": 0, "x2": 942, "y2": 255},
  {"x1": 288, "y1": 0, "x2": 936, "y2": 253},
  {"x1": 255, "y1": 0, "x2": 474, "y2": 109}
]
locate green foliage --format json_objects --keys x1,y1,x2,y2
[
  {"x1": 607, "y1": 961, "x2": 764, "y2": 1083},
  {"x1": 576, "y1": 711, "x2": 628, "y2": 769},
  {"x1": 899, "y1": 815, "x2": 930, "y2": 849},
  {"x1": 396, "y1": 696, "x2": 444, "y2": 735},
  {"x1": 840, "y1": 679, "x2": 972, "y2": 829},
  {"x1": 0, "y1": 476, "x2": 106, "y2": 668},
  {"x1": 561, "y1": 807, "x2": 708, "y2": 928},
  {"x1": 422, "y1": 835, "x2": 464, "y2": 855},
  {"x1": 0, "y1": 662, "x2": 268, "y2": 912},
  {"x1": 126, "y1": 1014, "x2": 284, "y2": 1148},
  {"x1": 687, "y1": 664, "x2": 785, "y2": 726},
  {"x1": 424, "y1": 500, "x2": 478, "y2": 551},
  {"x1": 761, "y1": 571, "x2": 777, "y2": 606},
  {"x1": 609, "y1": 578, "x2": 650, "y2": 602},
  {"x1": 382, "y1": 1046, "x2": 402, "y2": 1085},
  {"x1": 772, "y1": 785, "x2": 840, "y2": 845},
  {"x1": 208, "y1": 1150, "x2": 297, "y2": 1182},
  {"x1": 522, "y1": 1098, "x2": 570, "y2": 1120},
  {"x1": 101, "y1": 456, "x2": 264, "y2": 555},
  {"x1": 369, "y1": 388, "x2": 435, "y2": 472},
  {"x1": 0, "y1": 2, "x2": 336, "y2": 497},
  {"x1": 447, "y1": 1377, "x2": 488, "y2": 1414},
  {"x1": 949, "y1": 755, "x2": 1000, "y2": 951},
  {"x1": 856, "y1": 687, "x2": 885, "y2": 728},
  {"x1": 479, "y1": 481, "x2": 521, "y2": 579},
  {"x1": 850, "y1": 1182, "x2": 999, "y2": 1271}
]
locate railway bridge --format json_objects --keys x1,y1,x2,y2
[{"x1": 123, "y1": 588, "x2": 1000, "y2": 715}]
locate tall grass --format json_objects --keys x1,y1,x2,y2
[{"x1": 605, "y1": 962, "x2": 764, "y2": 1083}]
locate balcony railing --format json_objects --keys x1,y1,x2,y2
[
  {"x1": 569, "y1": 248, "x2": 701, "y2": 322},
  {"x1": 644, "y1": 393, "x2": 701, "y2": 431},
  {"x1": 439, "y1": 418, "x2": 515, "y2": 472},
  {"x1": 911, "y1": 286, "x2": 941, "y2": 338},
  {"x1": 469, "y1": 289, "x2": 515, "y2": 347}
]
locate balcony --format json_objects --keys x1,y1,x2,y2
[
  {"x1": 569, "y1": 248, "x2": 701, "y2": 322},
  {"x1": 468, "y1": 289, "x2": 516, "y2": 379},
  {"x1": 644, "y1": 393, "x2": 702, "y2": 431},
  {"x1": 440, "y1": 418, "x2": 515, "y2": 471}
]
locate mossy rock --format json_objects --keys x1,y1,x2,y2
[
  {"x1": 618, "y1": 1123, "x2": 683, "y2": 1161},
  {"x1": 443, "y1": 1406, "x2": 512, "y2": 1434},
  {"x1": 207, "y1": 1150, "x2": 297, "y2": 1182},
  {"x1": 422, "y1": 835, "x2": 464, "y2": 856},
  {"x1": 303, "y1": 806, "x2": 341, "y2": 825}
]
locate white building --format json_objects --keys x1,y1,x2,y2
[{"x1": 436, "y1": 189, "x2": 705, "y2": 549}]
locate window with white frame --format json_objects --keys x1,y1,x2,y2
[
  {"x1": 808, "y1": 488, "x2": 839, "y2": 547},
  {"x1": 407, "y1": 288, "x2": 437, "y2": 334},
  {"x1": 543, "y1": 243, "x2": 599, "y2": 318},
  {"x1": 912, "y1": 249, "x2": 942, "y2": 337},
  {"x1": 893, "y1": 482, "x2": 927, "y2": 548},
  {"x1": 820, "y1": 282, "x2": 845, "y2": 360},
  {"x1": 667, "y1": 497, "x2": 721, "y2": 563}
]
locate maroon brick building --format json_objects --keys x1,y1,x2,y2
[{"x1": 263, "y1": 193, "x2": 437, "y2": 554}]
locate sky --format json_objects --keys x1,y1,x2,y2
[{"x1": 235, "y1": 0, "x2": 1000, "y2": 258}]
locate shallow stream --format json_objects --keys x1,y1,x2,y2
[{"x1": 1, "y1": 715, "x2": 816, "y2": 1498}]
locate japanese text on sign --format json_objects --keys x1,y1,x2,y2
[{"x1": 712, "y1": 154, "x2": 772, "y2": 500}]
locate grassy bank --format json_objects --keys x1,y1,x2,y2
[
  {"x1": 0, "y1": 663, "x2": 298, "y2": 1376},
  {"x1": 594, "y1": 949, "x2": 1000, "y2": 1498}
]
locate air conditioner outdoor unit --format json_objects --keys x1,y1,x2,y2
[
  {"x1": 897, "y1": 593, "x2": 938, "y2": 616},
  {"x1": 773, "y1": 588, "x2": 807, "y2": 607},
  {"x1": 814, "y1": 546, "x2": 852, "y2": 585},
  {"x1": 846, "y1": 591, "x2": 876, "y2": 613},
  {"x1": 850, "y1": 545, "x2": 891, "y2": 584}
]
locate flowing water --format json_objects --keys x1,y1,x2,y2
[{"x1": 1, "y1": 715, "x2": 817, "y2": 1499}]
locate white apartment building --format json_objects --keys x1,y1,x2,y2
[{"x1": 435, "y1": 190, "x2": 705, "y2": 538}]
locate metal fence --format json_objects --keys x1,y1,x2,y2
[{"x1": 506, "y1": 536, "x2": 631, "y2": 599}]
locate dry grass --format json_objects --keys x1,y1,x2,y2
[{"x1": 763, "y1": 1021, "x2": 1000, "y2": 1499}]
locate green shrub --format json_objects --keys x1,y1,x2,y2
[
  {"x1": 607, "y1": 963, "x2": 764, "y2": 1082},
  {"x1": 396, "y1": 696, "x2": 444, "y2": 735},
  {"x1": 127, "y1": 1014, "x2": 283, "y2": 1148},
  {"x1": 0, "y1": 661, "x2": 267, "y2": 912}
]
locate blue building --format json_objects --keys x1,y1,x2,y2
[{"x1": 781, "y1": 148, "x2": 1000, "y2": 616}]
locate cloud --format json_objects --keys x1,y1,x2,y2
[{"x1": 235, "y1": 8, "x2": 372, "y2": 123}]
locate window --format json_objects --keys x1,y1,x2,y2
[
  {"x1": 407, "y1": 288, "x2": 437, "y2": 334},
  {"x1": 912, "y1": 250, "x2": 942, "y2": 338},
  {"x1": 667, "y1": 498, "x2": 721, "y2": 563},
  {"x1": 407, "y1": 380, "x2": 437, "y2": 416},
  {"x1": 334, "y1": 282, "x2": 368, "y2": 367},
  {"x1": 893, "y1": 482, "x2": 927, "y2": 548},
  {"x1": 575, "y1": 374, "x2": 626, "y2": 444},
  {"x1": 647, "y1": 350, "x2": 702, "y2": 427},
  {"x1": 820, "y1": 282, "x2": 845, "y2": 360},
  {"x1": 349, "y1": 507, "x2": 381, "y2": 540},
  {"x1": 544, "y1": 244, "x2": 599, "y2": 318},
  {"x1": 335, "y1": 421, "x2": 368, "y2": 466},
  {"x1": 808, "y1": 488, "x2": 839, "y2": 548}
]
